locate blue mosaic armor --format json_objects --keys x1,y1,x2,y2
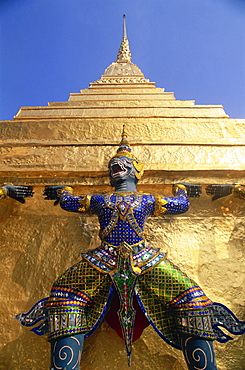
[{"x1": 60, "y1": 188, "x2": 189, "y2": 248}]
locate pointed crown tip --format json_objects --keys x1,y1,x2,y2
[
  {"x1": 118, "y1": 125, "x2": 131, "y2": 154},
  {"x1": 122, "y1": 124, "x2": 127, "y2": 140},
  {"x1": 110, "y1": 125, "x2": 132, "y2": 160}
]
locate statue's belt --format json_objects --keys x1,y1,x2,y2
[{"x1": 81, "y1": 241, "x2": 167, "y2": 275}]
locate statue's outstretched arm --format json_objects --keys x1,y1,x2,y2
[
  {"x1": 43, "y1": 185, "x2": 91, "y2": 213},
  {"x1": 0, "y1": 185, "x2": 33, "y2": 203},
  {"x1": 154, "y1": 183, "x2": 201, "y2": 216},
  {"x1": 206, "y1": 184, "x2": 245, "y2": 201}
]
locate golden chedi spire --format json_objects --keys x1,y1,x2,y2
[
  {"x1": 92, "y1": 15, "x2": 152, "y2": 85},
  {"x1": 116, "y1": 14, "x2": 132, "y2": 63}
]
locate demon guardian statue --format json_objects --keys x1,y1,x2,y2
[{"x1": 16, "y1": 127, "x2": 245, "y2": 370}]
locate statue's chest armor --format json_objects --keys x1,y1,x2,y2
[
  {"x1": 97, "y1": 193, "x2": 150, "y2": 244},
  {"x1": 100, "y1": 194, "x2": 147, "y2": 224}
]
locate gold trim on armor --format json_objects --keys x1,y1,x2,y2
[
  {"x1": 81, "y1": 254, "x2": 110, "y2": 274},
  {"x1": 139, "y1": 253, "x2": 168, "y2": 275},
  {"x1": 0, "y1": 187, "x2": 7, "y2": 199},
  {"x1": 135, "y1": 250, "x2": 166, "y2": 268},
  {"x1": 172, "y1": 184, "x2": 187, "y2": 195},
  {"x1": 126, "y1": 209, "x2": 145, "y2": 238},
  {"x1": 101, "y1": 240, "x2": 145, "y2": 248},
  {"x1": 232, "y1": 184, "x2": 245, "y2": 199},
  {"x1": 78, "y1": 194, "x2": 92, "y2": 213},
  {"x1": 60, "y1": 186, "x2": 74, "y2": 194},
  {"x1": 111, "y1": 151, "x2": 137, "y2": 160},
  {"x1": 82, "y1": 241, "x2": 167, "y2": 276},
  {"x1": 99, "y1": 211, "x2": 119, "y2": 240},
  {"x1": 153, "y1": 195, "x2": 169, "y2": 216},
  {"x1": 109, "y1": 241, "x2": 142, "y2": 276}
]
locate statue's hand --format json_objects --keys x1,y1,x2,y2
[
  {"x1": 206, "y1": 184, "x2": 233, "y2": 201},
  {"x1": 3, "y1": 185, "x2": 34, "y2": 203},
  {"x1": 43, "y1": 186, "x2": 72, "y2": 205},
  {"x1": 174, "y1": 183, "x2": 202, "y2": 197}
]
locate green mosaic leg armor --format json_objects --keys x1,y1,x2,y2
[
  {"x1": 137, "y1": 259, "x2": 215, "y2": 348},
  {"x1": 47, "y1": 260, "x2": 112, "y2": 341}
]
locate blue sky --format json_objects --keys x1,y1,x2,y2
[{"x1": 0, "y1": 0, "x2": 244, "y2": 120}]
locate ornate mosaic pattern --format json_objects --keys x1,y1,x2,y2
[
  {"x1": 47, "y1": 261, "x2": 112, "y2": 341},
  {"x1": 82, "y1": 242, "x2": 167, "y2": 274},
  {"x1": 154, "y1": 188, "x2": 190, "y2": 216},
  {"x1": 16, "y1": 257, "x2": 245, "y2": 353},
  {"x1": 110, "y1": 243, "x2": 139, "y2": 365},
  {"x1": 136, "y1": 259, "x2": 215, "y2": 348},
  {"x1": 91, "y1": 193, "x2": 155, "y2": 246},
  {"x1": 14, "y1": 298, "x2": 49, "y2": 335},
  {"x1": 60, "y1": 191, "x2": 190, "y2": 248},
  {"x1": 47, "y1": 257, "x2": 217, "y2": 348},
  {"x1": 209, "y1": 303, "x2": 245, "y2": 342}
]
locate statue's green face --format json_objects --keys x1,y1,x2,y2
[{"x1": 109, "y1": 156, "x2": 137, "y2": 186}]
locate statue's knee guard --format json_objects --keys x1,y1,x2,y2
[
  {"x1": 50, "y1": 333, "x2": 84, "y2": 370},
  {"x1": 180, "y1": 333, "x2": 217, "y2": 370}
]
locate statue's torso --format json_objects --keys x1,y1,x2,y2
[
  {"x1": 59, "y1": 188, "x2": 189, "y2": 273},
  {"x1": 90, "y1": 192, "x2": 155, "y2": 247},
  {"x1": 82, "y1": 192, "x2": 166, "y2": 274}
]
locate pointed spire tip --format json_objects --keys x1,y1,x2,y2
[
  {"x1": 116, "y1": 14, "x2": 131, "y2": 63},
  {"x1": 123, "y1": 14, "x2": 127, "y2": 39}
]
